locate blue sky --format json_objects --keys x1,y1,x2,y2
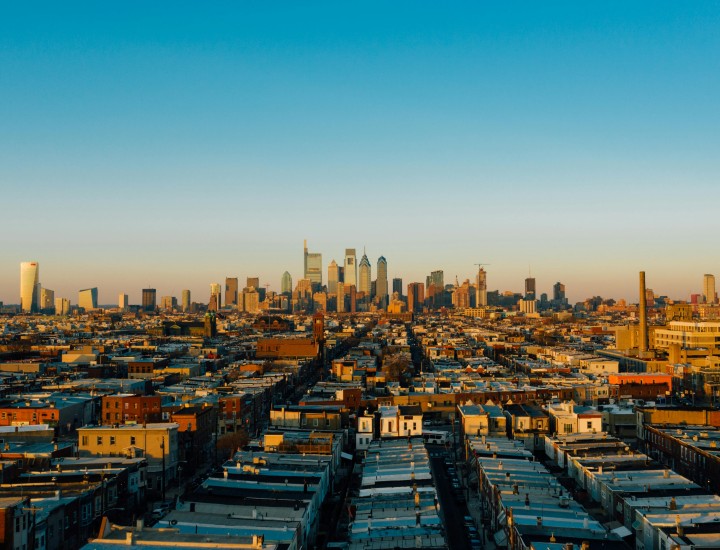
[{"x1": 1, "y1": 2, "x2": 719, "y2": 304}]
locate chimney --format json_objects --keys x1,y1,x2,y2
[
  {"x1": 639, "y1": 271, "x2": 649, "y2": 352},
  {"x1": 125, "y1": 532, "x2": 134, "y2": 545}
]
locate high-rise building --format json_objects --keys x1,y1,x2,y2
[
  {"x1": 40, "y1": 287, "x2": 55, "y2": 312},
  {"x1": 476, "y1": 267, "x2": 487, "y2": 307},
  {"x1": 142, "y1": 288, "x2": 157, "y2": 312},
  {"x1": 281, "y1": 271, "x2": 293, "y2": 294},
  {"x1": 358, "y1": 252, "x2": 371, "y2": 295},
  {"x1": 392, "y1": 277, "x2": 403, "y2": 296},
  {"x1": 407, "y1": 282, "x2": 425, "y2": 313},
  {"x1": 55, "y1": 297, "x2": 70, "y2": 315},
  {"x1": 552, "y1": 282, "x2": 566, "y2": 304},
  {"x1": 376, "y1": 256, "x2": 388, "y2": 307},
  {"x1": 327, "y1": 260, "x2": 339, "y2": 295},
  {"x1": 243, "y1": 288, "x2": 260, "y2": 313},
  {"x1": 209, "y1": 283, "x2": 221, "y2": 311},
  {"x1": 344, "y1": 249, "x2": 357, "y2": 288},
  {"x1": 704, "y1": 274, "x2": 716, "y2": 304},
  {"x1": 181, "y1": 290, "x2": 191, "y2": 312},
  {"x1": 79, "y1": 288, "x2": 98, "y2": 311},
  {"x1": 525, "y1": 277, "x2": 536, "y2": 299},
  {"x1": 303, "y1": 240, "x2": 322, "y2": 286},
  {"x1": 225, "y1": 277, "x2": 239, "y2": 307},
  {"x1": 160, "y1": 296, "x2": 177, "y2": 311},
  {"x1": 119, "y1": 293, "x2": 129, "y2": 310},
  {"x1": 336, "y1": 282, "x2": 345, "y2": 313},
  {"x1": 20, "y1": 262, "x2": 40, "y2": 313}
]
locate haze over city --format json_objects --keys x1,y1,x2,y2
[{"x1": 2, "y1": 2, "x2": 719, "y2": 302}]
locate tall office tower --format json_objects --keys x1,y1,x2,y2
[
  {"x1": 20, "y1": 262, "x2": 40, "y2": 313},
  {"x1": 246, "y1": 277, "x2": 260, "y2": 290},
  {"x1": 303, "y1": 240, "x2": 323, "y2": 286},
  {"x1": 55, "y1": 297, "x2": 70, "y2": 315},
  {"x1": 142, "y1": 288, "x2": 157, "y2": 312},
  {"x1": 376, "y1": 256, "x2": 388, "y2": 306},
  {"x1": 704, "y1": 274, "x2": 716, "y2": 304},
  {"x1": 427, "y1": 270, "x2": 444, "y2": 307},
  {"x1": 327, "y1": 260, "x2": 339, "y2": 294},
  {"x1": 209, "y1": 283, "x2": 221, "y2": 311},
  {"x1": 40, "y1": 288, "x2": 55, "y2": 312},
  {"x1": 552, "y1": 282, "x2": 566, "y2": 304},
  {"x1": 525, "y1": 277, "x2": 536, "y2": 299},
  {"x1": 119, "y1": 293, "x2": 129, "y2": 310},
  {"x1": 225, "y1": 277, "x2": 239, "y2": 307},
  {"x1": 475, "y1": 267, "x2": 487, "y2": 307},
  {"x1": 392, "y1": 278, "x2": 403, "y2": 296},
  {"x1": 78, "y1": 288, "x2": 98, "y2": 311},
  {"x1": 358, "y1": 252, "x2": 372, "y2": 295},
  {"x1": 160, "y1": 296, "x2": 177, "y2": 310},
  {"x1": 181, "y1": 290, "x2": 191, "y2": 312},
  {"x1": 281, "y1": 271, "x2": 293, "y2": 294},
  {"x1": 344, "y1": 249, "x2": 357, "y2": 288},
  {"x1": 349, "y1": 285, "x2": 357, "y2": 313},
  {"x1": 336, "y1": 282, "x2": 345, "y2": 313},
  {"x1": 407, "y1": 282, "x2": 425, "y2": 313}
]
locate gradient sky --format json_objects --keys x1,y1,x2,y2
[{"x1": 1, "y1": 2, "x2": 719, "y2": 305}]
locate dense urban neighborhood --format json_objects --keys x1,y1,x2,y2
[{"x1": 2, "y1": 268, "x2": 720, "y2": 549}]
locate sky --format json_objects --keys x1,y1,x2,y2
[{"x1": 1, "y1": 2, "x2": 719, "y2": 305}]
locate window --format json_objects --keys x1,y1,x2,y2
[
  {"x1": 130, "y1": 436, "x2": 136, "y2": 445},
  {"x1": 82, "y1": 436, "x2": 88, "y2": 446},
  {"x1": 106, "y1": 413, "x2": 110, "y2": 420},
  {"x1": 97, "y1": 436, "x2": 103, "y2": 445},
  {"x1": 110, "y1": 436, "x2": 116, "y2": 445},
  {"x1": 125, "y1": 403, "x2": 129, "y2": 409},
  {"x1": 587, "y1": 421, "x2": 592, "y2": 429}
]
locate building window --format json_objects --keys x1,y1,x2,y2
[
  {"x1": 97, "y1": 436, "x2": 103, "y2": 445},
  {"x1": 130, "y1": 436, "x2": 136, "y2": 445},
  {"x1": 82, "y1": 436, "x2": 88, "y2": 445},
  {"x1": 110, "y1": 436, "x2": 116, "y2": 445}
]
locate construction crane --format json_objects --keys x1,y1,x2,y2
[{"x1": 474, "y1": 263, "x2": 491, "y2": 269}]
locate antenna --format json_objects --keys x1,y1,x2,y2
[{"x1": 474, "y1": 263, "x2": 491, "y2": 268}]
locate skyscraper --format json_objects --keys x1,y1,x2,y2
[
  {"x1": 407, "y1": 282, "x2": 425, "y2": 313},
  {"x1": 119, "y1": 293, "x2": 129, "y2": 310},
  {"x1": 427, "y1": 270, "x2": 444, "y2": 308},
  {"x1": 181, "y1": 290, "x2": 191, "y2": 312},
  {"x1": 476, "y1": 267, "x2": 487, "y2": 307},
  {"x1": 225, "y1": 277, "x2": 239, "y2": 307},
  {"x1": 303, "y1": 240, "x2": 323, "y2": 286},
  {"x1": 704, "y1": 274, "x2": 716, "y2": 304},
  {"x1": 40, "y1": 288, "x2": 55, "y2": 312},
  {"x1": 55, "y1": 297, "x2": 70, "y2": 315},
  {"x1": 392, "y1": 277, "x2": 403, "y2": 296},
  {"x1": 20, "y1": 262, "x2": 40, "y2": 313},
  {"x1": 376, "y1": 256, "x2": 388, "y2": 307},
  {"x1": 209, "y1": 283, "x2": 221, "y2": 311},
  {"x1": 78, "y1": 288, "x2": 98, "y2": 311},
  {"x1": 281, "y1": 271, "x2": 293, "y2": 294},
  {"x1": 327, "y1": 260, "x2": 339, "y2": 295},
  {"x1": 344, "y1": 249, "x2": 357, "y2": 288},
  {"x1": 552, "y1": 282, "x2": 566, "y2": 304},
  {"x1": 525, "y1": 277, "x2": 536, "y2": 299},
  {"x1": 358, "y1": 251, "x2": 371, "y2": 295},
  {"x1": 246, "y1": 277, "x2": 260, "y2": 290},
  {"x1": 142, "y1": 288, "x2": 157, "y2": 312},
  {"x1": 336, "y1": 282, "x2": 345, "y2": 313}
]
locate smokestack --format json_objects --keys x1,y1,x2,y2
[{"x1": 639, "y1": 271, "x2": 649, "y2": 352}]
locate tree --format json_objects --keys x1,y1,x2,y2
[
  {"x1": 383, "y1": 354, "x2": 411, "y2": 382},
  {"x1": 216, "y1": 429, "x2": 249, "y2": 459}
]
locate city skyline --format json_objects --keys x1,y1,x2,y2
[
  {"x1": 1, "y1": 3, "x2": 718, "y2": 305},
  {"x1": 2, "y1": 254, "x2": 718, "y2": 307}
]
